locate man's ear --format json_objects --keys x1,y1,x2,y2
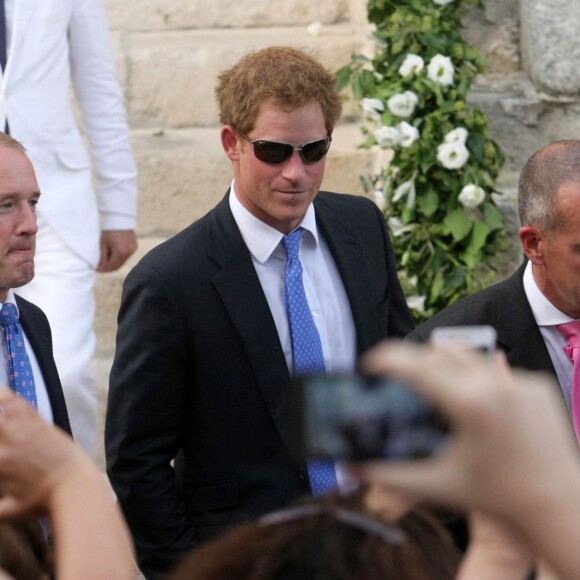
[
  {"x1": 519, "y1": 226, "x2": 545, "y2": 265},
  {"x1": 221, "y1": 126, "x2": 240, "y2": 161}
]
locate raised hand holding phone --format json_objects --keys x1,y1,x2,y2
[{"x1": 351, "y1": 341, "x2": 580, "y2": 580}]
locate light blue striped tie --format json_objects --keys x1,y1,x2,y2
[{"x1": 282, "y1": 228, "x2": 337, "y2": 495}]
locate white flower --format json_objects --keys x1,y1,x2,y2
[
  {"x1": 387, "y1": 91, "x2": 419, "y2": 117},
  {"x1": 437, "y1": 141, "x2": 469, "y2": 170},
  {"x1": 373, "y1": 71, "x2": 385, "y2": 81},
  {"x1": 307, "y1": 21, "x2": 323, "y2": 36},
  {"x1": 398, "y1": 54, "x2": 425, "y2": 77},
  {"x1": 392, "y1": 179, "x2": 416, "y2": 208},
  {"x1": 387, "y1": 217, "x2": 415, "y2": 237},
  {"x1": 406, "y1": 295, "x2": 427, "y2": 313},
  {"x1": 444, "y1": 127, "x2": 468, "y2": 144},
  {"x1": 434, "y1": 0, "x2": 454, "y2": 5},
  {"x1": 398, "y1": 122, "x2": 419, "y2": 148},
  {"x1": 458, "y1": 184, "x2": 486, "y2": 208},
  {"x1": 427, "y1": 54, "x2": 454, "y2": 86},
  {"x1": 361, "y1": 98, "x2": 384, "y2": 121},
  {"x1": 373, "y1": 125, "x2": 401, "y2": 148},
  {"x1": 373, "y1": 190, "x2": 386, "y2": 210}
]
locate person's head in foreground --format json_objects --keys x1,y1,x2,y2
[{"x1": 170, "y1": 486, "x2": 459, "y2": 580}]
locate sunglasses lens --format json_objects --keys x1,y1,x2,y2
[
  {"x1": 301, "y1": 137, "x2": 331, "y2": 163},
  {"x1": 253, "y1": 141, "x2": 293, "y2": 164}
]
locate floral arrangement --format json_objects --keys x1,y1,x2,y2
[{"x1": 337, "y1": 0, "x2": 507, "y2": 323}]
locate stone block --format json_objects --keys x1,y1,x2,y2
[
  {"x1": 131, "y1": 123, "x2": 377, "y2": 237},
  {"x1": 106, "y1": 0, "x2": 348, "y2": 31},
  {"x1": 94, "y1": 237, "x2": 166, "y2": 358},
  {"x1": 520, "y1": 0, "x2": 580, "y2": 94},
  {"x1": 483, "y1": 0, "x2": 519, "y2": 24},
  {"x1": 132, "y1": 128, "x2": 230, "y2": 236},
  {"x1": 462, "y1": 6, "x2": 520, "y2": 77},
  {"x1": 124, "y1": 25, "x2": 363, "y2": 128},
  {"x1": 91, "y1": 355, "x2": 112, "y2": 468}
]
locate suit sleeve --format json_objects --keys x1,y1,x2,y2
[
  {"x1": 68, "y1": 0, "x2": 138, "y2": 231},
  {"x1": 105, "y1": 263, "x2": 195, "y2": 578}
]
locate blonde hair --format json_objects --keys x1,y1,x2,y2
[{"x1": 215, "y1": 46, "x2": 343, "y2": 134}]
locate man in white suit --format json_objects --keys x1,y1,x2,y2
[{"x1": 1, "y1": 0, "x2": 138, "y2": 453}]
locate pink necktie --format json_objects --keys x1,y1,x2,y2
[{"x1": 556, "y1": 321, "x2": 580, "y2": 443}]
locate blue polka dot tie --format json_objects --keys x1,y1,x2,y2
[
  {"x1": 282, "y1": 228, "x2": 337, "y2": 495},
  {"x1": 0, "y1": 304, "x2": 37, "y2": 408}
]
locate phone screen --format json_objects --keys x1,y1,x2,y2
[
  {"x1": 430, "y1": 325, "x2": 497, "y2": 364},
  {"x1": 298, "y1": 374, "x2": 449, "y2": 461}
]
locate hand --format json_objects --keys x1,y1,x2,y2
[
  {"x1": 457, "y1": 512, "x2": 533, "y2": 580},
  {"x1": 96, "y1": 230, "x2": 137, "y2": 273},
  {"x1": 0, "y1": 389, "x2": 97, "y2": 520},
  {"x1": 350, "y1": 341, "x2": 580, "y2": 525}
]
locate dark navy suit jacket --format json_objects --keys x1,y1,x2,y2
[
  {"x1": 105, "y1": 191, "x2": 414, "y2": 578},
  {"x1": 16, "y1": 295, "x2": 71, "y2": 434}
]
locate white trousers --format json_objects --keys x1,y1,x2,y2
[{"x1": 16, "y1": 215, "x2": 97, "y2": 455}]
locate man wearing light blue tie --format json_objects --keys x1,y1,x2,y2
[
  {"x1": 105, "y1": 46, "x2": 414, "y2": 579},
  {"x1": 0, "y1": 0, "x2": 138, "y2": 456},
  {"x1": 0, "y1": 132, "x2": 70, "y2": 434}
]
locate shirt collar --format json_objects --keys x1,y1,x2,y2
[
  {"x1": 523, "y1": 260, "x2": 573, "y2": 326},
  {"x1": 229, "y1": 180, "x2": 320, "y2": 263}
]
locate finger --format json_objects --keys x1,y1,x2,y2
[
  {"x1": 0, "y1": 495, "x2": 35, "y2": 520},
  {"x1": 347, "y1": 455, "x2": 465, "y2": 509},
  {"x1": 97, "y1": 246, "x2": 129, "y2": 273},
  {"x1": 492, "y1": 351, "x2": 511, "y2": 377},
  {"x1": 0, "y1": 390, "x2": 37, "y2": 422},
  {"x1": 96, "y1": 240, "x2": 111, "y2": 273}
]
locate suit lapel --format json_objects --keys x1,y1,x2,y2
[
  {"x1": 497, "y1": 263, "x2": 557, "y2": 376},
  {"x1": 207, "y1": 195, "x2": 306, "y2": 473},
  {"x1": 315, "y1": 200, "x2": 377, "y2": 357},
  {"x1": 16, "y1": 296, "x2": 71, "y2": 434},
  {"x1": 6, "y1": 0, "x2": 35, "y2": 64}
]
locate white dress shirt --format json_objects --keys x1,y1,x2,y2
[
  {"x1": 229, "y1": 182, "x2": 356, "y2": 374},
  {"x1": 0, "y1": 289, "x2": 54, "y2": 423},
  {"x1": 229, "y1": 183, "x2": 357, "y2": 489},
  {"x1": 523, "y1": 261, "x2": 574, "y2": 410}
]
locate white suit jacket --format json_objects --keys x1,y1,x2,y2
[{"x1": 0, "y1": 0, "x2": 137, "y2": 265}]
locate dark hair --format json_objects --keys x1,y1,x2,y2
[
  {"x1": 0, "y1": 520, "x2": 52, "y2": 579},
  {"x1": 518, "y1": 140, "x2": 580, "y2": 234},
  {"x1": 170, "y1": 489, "x2": 459, "y2": 580},
  {"x1": 215, "y1": 46, "x2": 343, "y2": 135}
]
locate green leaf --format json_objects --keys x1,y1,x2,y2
[
  {"x1": 417, "y1": 190, "x2": 439, "y2": 217},
  {"x1": 464, "y1": 220, "x2": 491, "y2": 259},
  {"x1": 443, "y1": 209, "x2": 473, "y2": 242},
  {"x1": 341, "y1": 0, "x2": 507, "y2": 324},
  {"x1": 430, "y1": 271, "x2": 444, "y2": 302},
  {"x1": 483, "y1": 203, "x2": 505, "y2": 231},
  {"x1": 336, "y1": 66, "x2": 353, "y2": 91}
]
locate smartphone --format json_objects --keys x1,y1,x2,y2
[
  {"x1": 298, "y1": 374, "x2": 449, "y2": 461},
  {"x1": 430, "y1": 325, "x2": 497, "y2": 363}
]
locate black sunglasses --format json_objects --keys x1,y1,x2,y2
[{"x1": 236, "y1": 131, "x2": 332, "y2": 165}]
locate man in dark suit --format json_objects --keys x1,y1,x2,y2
[
  {"x1": 0, "y1": 132, "x2": 70, "y2": 434},
  {"x1": 409, "y1": 140, "x2": 580, "y2": 566},
  {"x1": 411, "y1": 140, "x2": 580, "y2": 399},
  {"x1": 105, "y1": 46, "x2": 413, "y2": 579}
]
